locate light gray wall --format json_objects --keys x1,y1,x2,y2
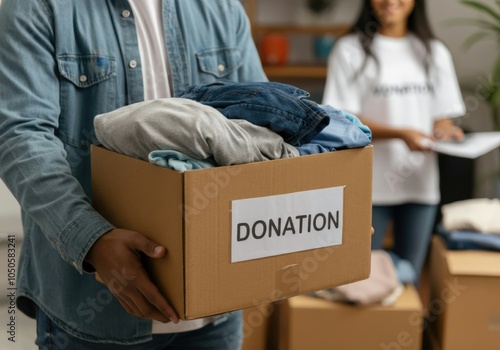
[
  {"x1": 428, "y1": 0, "x2": 497, "y2": 85},
  {"x1": 0, "y1": 181, "x2": 22, "y2": 238}
]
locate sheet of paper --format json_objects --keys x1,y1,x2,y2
[
  {"x1": 231, "y1": 186, "x2": 344, "y2": 263},
  {"x1": 432, "y1": 132, "x2": 500, "y2": 159}
]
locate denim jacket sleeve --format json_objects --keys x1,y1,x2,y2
[{"x1": 0, "y1": 0, "x2": 114, "y2": 273}]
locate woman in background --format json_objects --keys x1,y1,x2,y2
[{"x1": 323, "y1": 0, "x2": 466, "y2": 283}]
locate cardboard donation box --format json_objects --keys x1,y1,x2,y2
[
  {"x1": 91, "y1": 145, "x2": 373, "y2": 320},
  {"x1": 274, "y1": 284, "x2": 423, "y2": 350},
  {"x1": 429, "y1": 236, "x2": 500, "y2": 350}
]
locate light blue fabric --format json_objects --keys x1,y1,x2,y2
[
  {"x1": 149, "y1": 150, "x2": 215, "y2": 172},
  {"x1": 0, "y1": 0, "x2": 266, "y2": 344},
  {"x1": 386, "y1": 251, "x2": 417, "y2": 285},
  {"x1": 371, "y1": 203, "x2": 438, "y2": 285},
  {"x1": 296, "y1": 106, "x2": 372, "y2": 155}
]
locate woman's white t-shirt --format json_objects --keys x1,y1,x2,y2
[{"x1": 323, "y1": 33, "x2": 466, "y2": 205}]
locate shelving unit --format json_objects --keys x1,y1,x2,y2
[
  {"x1": 243, "y1": 0, "x2": 350, "y2": 80},
  {"x1": 251, "y1": 24, "x2": 349, "y2": 36},
  {"x1": 263, "y1": 65, "x2": 328, "y2": 79}
]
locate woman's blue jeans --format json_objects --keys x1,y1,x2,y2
[
  {"x1": 371, "y1": 203, "x2": 438, "y2": 284},
  {"x1": 35, "y1": 308, "x2": 243, "y2": 350}
]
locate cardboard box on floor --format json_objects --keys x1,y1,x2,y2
[
  {"x1": 429, "y1": 236, "x2": 500, "y2": 350},
  {"x1": 241, "y1": 303, "x2": 274, "y2": 350},
  {"x1": 273, "y1": 284, "x2": 423, "y2": 350},
  {"x1": 423, "y1": 326, "x2": 442, "y2": 350},
  {"x1": 91, "y1": 145, "x2": 373, "y2": 320}
]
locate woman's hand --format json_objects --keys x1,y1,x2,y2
[
  {"x1": 434, "y1": 118, "x2": 464, "y2": 142},
  {"x1": 399, "y1": 129, "x2": 434, "y2": 152}
]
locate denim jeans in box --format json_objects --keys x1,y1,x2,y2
[{"x1": 179, "y1": 80, "x2": 330, "y2": 146}]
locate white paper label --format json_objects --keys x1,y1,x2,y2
[{"x1": 231, "y1": 186, "x2": 344, "y2": 263}]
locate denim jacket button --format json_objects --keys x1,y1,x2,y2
[
  {"x1": 121, "y1": 10, "x2": 131, "y2": 18},
  {"x1": 217, "y1": 64, "x2": 225, "y2": 72},
  {"x1": 79, "y1": 74, "x2": 88, "y2": 83},
  {"x1": 129, "y1": 60, "x2": 138, "y2": 68}
]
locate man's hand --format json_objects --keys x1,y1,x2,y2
[{"x1": 85, "y1": 228, "x2": 179, "y2": 324}]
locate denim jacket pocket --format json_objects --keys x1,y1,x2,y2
[
  {"x1": 56, "y1": 54, "x2": 117, "y2": 149},
  {"x1": 57, "y1": 54, "x2": 116, "y2": 87},
  {"x1": 196, "y1": 47, "x2": 242, "y2": 79}
]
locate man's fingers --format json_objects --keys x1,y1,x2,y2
[
  {"x1": 109, "y1": 264, "x2": 178, "y2": 323},
  {"x1": 131, "y1": 234, "x2": 166, "y2": 258},
  {"x1": 123, "y1": 289, "x2": 169, "y2": 322},
  {"x1": 115, "y1": 293, "x2": 144, "y2": 319},
  {"x1": 87, "y1": 229, "x2": 177, "y2": 322},
  {"x1": 112, "y1": 278, "x2": 172, "y2": 322},
  {"x1": 135, "y1": 276, "x2": 179, "y2": 323}
]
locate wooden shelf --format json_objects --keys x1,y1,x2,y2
[
  {"x1": 254, "y1": 24, "x2": 350, "y2": 36},
  {"x1": 263, "y1": 65, "x2": 327, "y2": 79},
  {"x1": 243, "y1": 0, "x2": 348, "y2": 80}
]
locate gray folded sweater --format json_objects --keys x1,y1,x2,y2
[{"x1": 94, "y1": 98, "x2": 299, "y2": 166}]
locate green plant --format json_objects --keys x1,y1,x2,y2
[{"x1": 454, "y1": 0, "x2": 500, "y2": 130}]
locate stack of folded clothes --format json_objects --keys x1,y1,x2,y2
[{"x1": 437, "y1": 198, "x2": 500, "y2": 251}]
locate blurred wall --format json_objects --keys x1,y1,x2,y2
[{"x1": 0, "y1": 181, "x2": 22, "y2": 238}]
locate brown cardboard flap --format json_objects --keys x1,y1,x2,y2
[{"x1": 435, "y1": 236, "x2": 500, "y2": 277}]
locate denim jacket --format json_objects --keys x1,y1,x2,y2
[{"x1": 0, "y1": 0, "x2": 266, "y2": 344}]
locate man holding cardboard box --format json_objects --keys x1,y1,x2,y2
[{"x1": 0, "y1": 0, "x2": 267, "y2": 348}]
